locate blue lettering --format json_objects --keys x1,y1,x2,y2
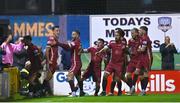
[{"x1": 56, "y1": 72, "x2": 67, "y2": 82}]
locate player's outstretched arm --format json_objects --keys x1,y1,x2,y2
[
  {"x1": 57, "y1": 41, "x2": 71, "y2": 50},
  {"x1": 96, "y1": 46, "x2": 109, "y2": 55}
]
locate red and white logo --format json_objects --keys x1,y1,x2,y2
[{"x1": 106, "y1": 71, "x2": 180, "y2": 94}]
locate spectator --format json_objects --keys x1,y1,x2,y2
[
  {"x1": 160, "y1": 36, "x2": 178, "y2": 70},
  {"x1": 0, "y1": 34, "x2": 4, "y2": 71},
  {"x1": 61, "y1": 48, "x2": 71, "y2": 70},
  {"x1": 0, "y1": 34, "x2": 24, "y2": 68},
  {"x1": 0, "y1": 47, "x2": 6, "y2": 71}
]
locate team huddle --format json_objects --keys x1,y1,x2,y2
[{"x1": 45, "y1": 26, "x2": 153, "y2": 97}]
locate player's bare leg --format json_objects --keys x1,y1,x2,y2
[
  {"x1": 139, "y1": 70, "x2": 149, "y2": 96},
  {"x1": 128, "y1": 69, "x2": 140, "y2": 95},
  {"x1": 133, "y1": 69, "x2": 140, "y2": 87},
  {"x1": 125, "y1": 72, "x2": 133, "y2": 95},
  {"x1": 100, "y1": 72, "x2": 110, "y2": 96},
  {"x1": 94, "y1": 82, "x2": 100, "y2": 96},
  {"x1": 76, "y1": 75, "x2": 85, "y2": 96},
  {"x1": 126, "y1": 72, "x2": 133, "y2": 89},
  {"x1": 43, "y1": 70, "x2": 53, "y2": 95},
  {"x1": 115, "y1": 76, "x2": 122, "y2": 96},
  {"x1": 28, "y1": 72, "x2": 37, "y2": 95},
  {"x1": 29, "y1": 73, "x2": 37, "y2": 85},
  {"x1": 67, "y1": 72, "x2": 77, "y2": 97},
  {"x1": 108, "y1": 74, "x2": 116, "y2": 96},
  {"x1": 110, "y1": 80, "x2": 116, "y2": 96}
]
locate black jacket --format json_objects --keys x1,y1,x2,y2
[{"x1": 160, "y1": 43, "x2": 177, "y2": 63}]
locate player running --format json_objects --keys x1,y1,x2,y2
[{"x1": 81, "y1": 38, "x2": 105, "y2": 96}]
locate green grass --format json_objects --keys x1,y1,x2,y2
[
  {"x1": 81, "y1": 52, "x2": 180, "y2": 71},
  {"x1": 81, "y1": 53, "x2": 106, "y2": 71},
  {"x1": 151, "y1": 52, "x2": 180, "y2": 70},
  {"x1": 2, "y1": 94, "x2": 180, "y2": 102}
]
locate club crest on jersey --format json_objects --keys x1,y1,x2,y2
[
  {"x1": 143, "y1": 41, "x2": 147, "y2": 45},
  {"x1": 158, "y1": 17, "x2": 172, "y2": 32}
]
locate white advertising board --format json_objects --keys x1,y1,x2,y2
[
  {"x1": 90, "y1": 14, "x2": 180, "y2": 51},
  {"x1": 53, "y1": 71, "x2": 178, "y2": 95},
  {"x1": 53, "y1": 71, "x2": 129, "y2": 95}
]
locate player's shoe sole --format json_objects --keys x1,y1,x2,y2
[
  {"x1": 68, "y1": 95, "x2": 77, "y2": 97},
  {"x1": 106, "y1": 93, "x2": 114, "y2": 96},
  {"x1": 68, "y1": 92, "x2": 77, "y2": 97}
]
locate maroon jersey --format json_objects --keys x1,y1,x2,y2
[
  {"x1": 137, "y1": 35, "x2": 152, "y2": 70},
  {"x1": 121, "y1": 37, "x2": 127, "y2": 46},
  {"x1": 140, "y1": 35, "x2": 152, "y2": 54},
  {"x1": 128, "y1": 37, "x2": 140, "y2": 61},
  {"x1": 47, "y1": 36, "x2": 59, "y2": 65},
  {"x1": 121, "y1": 37, "x2": 128, "y2": 64},
  {"x1": 87, "y1": 46, "x2": 103, "y2": 63},
  {"x1": 58, "y1": 38, "x2": 82, "y2": 75},
  {"x1": 108, "y1": 40, "x2": 126, "y2": 64},
  {"x1": 82, "y1": 46, "x2": 103, "y2": 84},
  {"x1": 69, "y1": 38, "x2": 82, "y2": 63},
  {"x1": 126, "y1": 37, "x2": 140, "y2": 73},
  {"x1": 27, "y1": 43, "x2": 42, "y2": 73},
  {"x1": 139, "y1": 35, "x2": 152, "y2": 57}
]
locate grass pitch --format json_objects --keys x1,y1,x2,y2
[{"x1": 1, "y1": 94, "x2": 179, "y2": 102}]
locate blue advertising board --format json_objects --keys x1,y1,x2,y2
[{"x1": 0, "y1": 16, "x2": 59, "y2": 50}]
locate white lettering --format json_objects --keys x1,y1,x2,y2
[
  {"x1": 161, "y1": 74, "x2": 165, "y2": 91},
  {"x1": 150, "y1": 74, "x2": 155, "y2": 91},
  {"x1": 166, "y1": 80, "x2": 175, "y2": 92},
  {"x1": 156, "y1": 74, "x2": 160, "y2": 91}
]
